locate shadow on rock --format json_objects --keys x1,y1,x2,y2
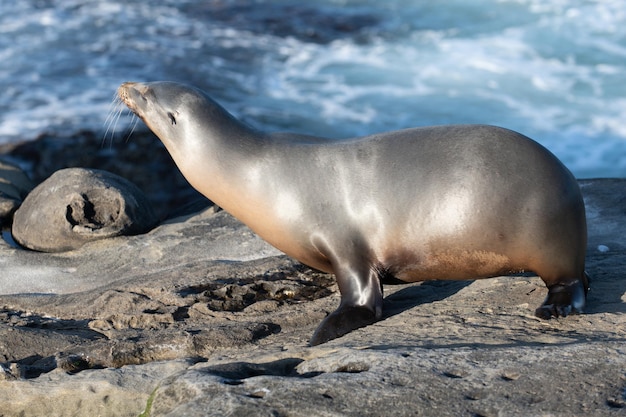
[
  {"x1": 382, "y1": 280, "x2": 472, "y2": 319},
  {"x1": 202, "y1": 358, "x2": 311, "y2": 383}
]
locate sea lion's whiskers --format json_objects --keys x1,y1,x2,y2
[
  {"x1": 102, "y1": 94, "x2": 137, "y2": 147},
  {"x1": 102, "y1": 94, "x2": 125, "y2": 147},
  {"x1": 123, "y1": 117, "x2": 140, "y2": 143}
]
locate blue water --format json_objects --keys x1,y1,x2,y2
[{"x1": 1, "y1": 0, "x2": 625, "y2": 178}]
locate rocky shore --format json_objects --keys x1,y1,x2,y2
[{"x1": 0, "y1": 132, "x2": 624, "y2": 416}]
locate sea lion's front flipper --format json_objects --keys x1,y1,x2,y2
[{"x1": 310, "y1": 264, "x2": 383, "y2": 346}]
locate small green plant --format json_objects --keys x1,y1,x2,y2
[{"x1": 138, "y1": 386, "x2": 159, "y2": 417}]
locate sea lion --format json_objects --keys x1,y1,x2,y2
[{"x1": 118, "y1": 81, "x2": 589, "y2": 346}]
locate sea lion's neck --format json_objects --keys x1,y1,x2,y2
[
  {"x1": 197, "y1": 98, "x2": 263, "y2": 152},
  {"x1": 162, "y1": 110, "x2": 271, "y2": 219}
]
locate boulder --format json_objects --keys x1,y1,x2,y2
[{"x1": 11, "y1": 168, "x2": 158, "y2": 252}]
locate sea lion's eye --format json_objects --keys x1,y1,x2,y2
[{"x1": 168, "y1": 112, "x2": 177, "y2": 125}]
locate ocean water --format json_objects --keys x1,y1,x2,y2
[{"x1": 1, "y1": 0, "x2": 625, "y2": 178}]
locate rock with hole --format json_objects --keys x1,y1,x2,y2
[{"x1": 12, "y1": 168, "x2": 158, "y2": 252}]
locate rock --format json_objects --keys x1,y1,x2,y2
[
  {"x1": 0, "y1": 178, "x2": 623, "y2": 416},
  {"x1": 0, "y1": 360, "x2": 191, "y2": 417},
  {"x1": 12, "y1": 168, "x2": 158, "y2": 252},
  {"x1": 0, "y1": 160, "x2": 34, "y2": 225},
  {"x1": 148, "y1": 343, "x2": 626, "y2": 417}
]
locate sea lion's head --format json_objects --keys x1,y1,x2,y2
[{"x1": 118, "y1": 81, "x2": 208, "y2": 145}]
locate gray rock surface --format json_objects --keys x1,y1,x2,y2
[
  {"x1": 0, "y1": 160, "x2": 34, "y2": 225},
  {"x1": 12, "y1": 167, "x2": 159, "y2": 252},
  {"x1": 0, "y1": 178, "x2": 624, "y2": 416}
]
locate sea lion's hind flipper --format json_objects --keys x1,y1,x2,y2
[{"x1": 535, "y1": 274, "x2": 587, "y2": 319}]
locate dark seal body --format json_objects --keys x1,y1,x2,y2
[{"x1": 119, "y1": 81, "x2": 588, "y2": 345}]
